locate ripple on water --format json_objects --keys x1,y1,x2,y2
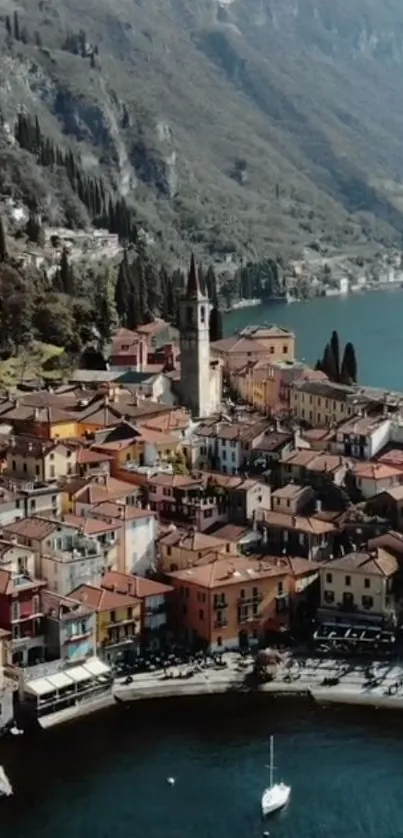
[{"x1": 2, "y1": 699, "x2": 403, "y2": 838}]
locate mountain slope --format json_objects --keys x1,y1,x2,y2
[{"x1": 1, "y1": 0, "x2": 403, "y2": 259}]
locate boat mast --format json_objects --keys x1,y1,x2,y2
[{"x1": 270, "y1": 736, "x2": 274, "y2": 788}]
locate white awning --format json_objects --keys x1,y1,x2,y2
[
  {"x1": 26, "y1": 678, "x2": 55, "y2": 697},
  {"x1": 47, "y1": 672, "x2": 74, "y2": 690},
  {"x1": 84, "y1": 658, "x2": 111, "y2": 677},
  {"x1": 66, "y1": 665, "x2": 92, "y2": 683}
]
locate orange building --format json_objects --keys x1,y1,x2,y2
[{"x1": 168, "y1": 555, "x2": 292, "y2": 651}]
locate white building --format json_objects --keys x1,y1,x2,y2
[
  {"x1": 179, "y1": 255, "x2": 222, "y2": 418},
  {"x1": 333, "y1": 415, "x2": 391, "y2": 460}
]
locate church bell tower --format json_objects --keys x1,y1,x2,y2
[{"x1": 179, "y1": 255, "x2": 211, "y2": 418}]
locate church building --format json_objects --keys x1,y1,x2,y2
[{"x1": 179, "y1": 255, "x2": 222, "y2": 418}]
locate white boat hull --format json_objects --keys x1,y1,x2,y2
[{"x1": 261, "y1": 782, "x2": 290, "y2": 815}]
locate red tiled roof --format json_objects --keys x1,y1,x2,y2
[
  {"x1": 69, "y1": 583, "x2": 140, "y2": 611},
  {"x1": 101, "y1": 570, "x2": 173, "y2": 599}
]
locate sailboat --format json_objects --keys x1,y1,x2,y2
[{"x1": 261, "y1": 736, "x2": 290, "y2": 816}]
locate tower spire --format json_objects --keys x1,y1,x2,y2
[{"x1": 186, "y1": 253, "x2": 202, "y2": 298}]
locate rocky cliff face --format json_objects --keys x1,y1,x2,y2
[{"x1": 1, "y1": 0, "x2": 403, "y2": 259}]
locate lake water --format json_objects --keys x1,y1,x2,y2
[
  {"x1": 3, "y1": 696, "x2": 403, "y2": 838},
  {"x1": 224, "y1": 288, "x2": 403, "y2": 391}
]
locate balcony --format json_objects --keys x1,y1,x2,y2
[
  {"x1": 213, "y1": 600, "x2": 228, "y2": 611},
  {"x1": 64, "y1": 628, "x2": 93, "y2": 643},
  {"x1": 237, "y1": 593, "x2": 263, "y2": 605},
  {"x1": 214, "y1": 619, "x2": 228, "y2": 629}
]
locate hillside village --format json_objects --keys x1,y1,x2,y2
[{"x1": 1, "y1": 257, "x2": 403, "y2": 726}]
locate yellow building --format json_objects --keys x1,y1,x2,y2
[
  {"x1": 290, "y1": 379, "x2": 371, "y2": 426},
  {"x1": 211, "y1": 325, "x2": 295, "y2": 371},
  {"x1": 70, "y1": 583, "x2": 142, "y2": 662},
  {"x1": 319, "y1": 548, "x2": 398, "y2": 621},
  {"x1": 6, "y1": 436, "x2": 77, "y2": 481}
]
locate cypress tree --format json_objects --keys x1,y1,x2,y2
[
  {"x1": 209, "y1": 306, "x2": 223, "y2": 343},
  {"x1": 330, "y1": 330, "x2": 340, "y2": 381},
  {"x1": 5, "y1": 15, "x2": 11, "y2": 37},
  {"x1": 321, "y1": 343, "x2": 338, "y2": 382},
  {"x1": 0, "y1": 216, "x2": 7, "y2": 262},
  {"x1": 115, "y1": 251, "x2": 131, "y2": 322},
  {"x1": 13, "y1": 11, "x2": 19, "y2": 40},
  {"x1": 341, "y1": 342, "x2": 358, "y2": 384}
]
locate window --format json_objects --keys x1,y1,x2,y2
[
  {"x1": 270, "y1": 346, "x2": 274, "y2": 354},
  {"x1": 35, "y1": 465, "x2": 40, "y2": 476},
  {"x1": 110, "y1": 610, "x2": 116, "y2": 622},
  {"x1": 362, "y1": 595, "x2": 373, "y2": 609},
  {"x1": 345, "y1": 575, "x2": 351, "y2": 586},
  {"x1": 167, "y1": 546, "x2": 172, "y2": 557},
  {"x1": 200, "y1": 306, "x2": 206, "y2": 323},
  {"x1": 324, "y1": 590, "x2": 335, "y2": 604},
  {"x1": 50, "y1": 453, "x2": 55, "y2": 461},
  {"x1": 283, "y1": 345, "x2": 288, "y2": 354},
  {"x1": 326, "y1": 573, "x2": 333, "y2": 584},
  {"x1": 23, "y1": 462, "x2": 27, "y2": 474},
  {"x1": 217, "y1": 636, "x2": 222, "y2": 647},
  {"x1": 364, "y1": 578, "x2": 370, "y2": 589},
  {"x1": 33, "y1": 594, "x2": 40, "y2": 614},
  {"x1": 199, "y1": 609, "x2": 204, "y2": 620},
  {"x1": 12, "y1": 600, "x2": 20, "y2": 621},
  {"x1": 277, "y1": 581, "x2": 283, "y2": 595},
  {"x1": 240, "y1": 589, "x2": 245, "y2": 599},
  {"x1": 50, "y1": 465, "x2": 55, "y2": 478},
  {"x1": 127, "y1": 607, "x2": 133, "y2": 619},
  {"x1": 12, "y1": 459, "x2": 16, "y2": 471},
  {"x1": 187, "y1": 306, "x2": 193, "y2": 325}
]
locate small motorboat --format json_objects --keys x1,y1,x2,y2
[{"x1": 261, "y1": 736, "x2": 290, "y2": 816}]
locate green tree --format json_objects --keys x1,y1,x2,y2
[
  {"x1": 209, "y1": 306, "x2": 223, "y2": 343},
  {"x1": 170, "y1": 450, "x2": 189, "y2": 475},
  {"x1": 321, "y1": 342, "x2": 338, "y2": 381},
  {"x1": 341, "y1": 342, "x2": 358, "y2": 383},
  {"x1": 330, "y1": 330, "x2": 340, "y2": 381}
]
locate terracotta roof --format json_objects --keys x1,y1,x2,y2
[
  {"x1": 69, "y1": 583, "x2": 140, "y2": 611},
  {"x1": 0, "y1": 568, "x2": 46, "y2": 595},
  {"x1": 63, "y1": 513, "x2": 119, "y2": 536},
  {"x1": 379, "y1": 485, "x2": 403, "y2": 501},
  {"x1": 77, "y1": 447, "x2": 113, "y2": 465},
  {"x1": 254, "y1": 432, "x2": 293, "y2": 452},
  {"x1": 89, "y1": 501, "x2": 155, "y2": 521},
  {"x1": 42, "y1": 589, "x2": 94, "y2": 618},
  {"x1": 7, "y1": 435, "x2": 74, "y2": 458},
  {"x1": 101, "y1": 570, "x2": 173, "y2": 598},
  {"x1": 136, "y1": 426, "x2": 178, "y2": 445},
  {"x1": 324, "y1": 549, "x2": 398, "y2": 577},
  {"x1": 368, "y1": 531, "x2": 403, "y2": 557},
  {"x1": 159, "y1": 529, "x2": 228, "y2": 552},
  {"x1": 74, "y1": 476, "x2": 138, "y2": 505},
  {"x1": 259, "y1": 509, "x2": 336, "y2": 534},
  {"x1": 272, "y1": 483, "x2": 311, "y2": 500},
  {"x1": 337, "y1": 415, "x2": 390, "y2": 436},
  {"x1": 211, "y1": 336, "x2": 269, "y2": 354},
  {"x1": 3, "y1": 517, "x2": 60, "y2": 541},
  {"x1": 377, "y1": 449, "x2": 403, "y2": 470},
  {"x1": 168, "y1": 555, "x2": 290, "y2": 589},
  {"x1": 353, "y1": 462, "x2": 402, "y2": 480},
  {"x1": 282, "y1": 449, "x2": 318, "y2": 467}
]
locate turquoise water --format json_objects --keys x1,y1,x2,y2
[
  {"x1": 3, "y1": 697, "x2": 403, "y2": 837},
  {"x1": 224, "y1": 289, "x2": 403, "y2": 390}
]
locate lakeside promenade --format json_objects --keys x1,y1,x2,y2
[{"x1": 36, "y1": 652, "x2": 403, "y2": 728}]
